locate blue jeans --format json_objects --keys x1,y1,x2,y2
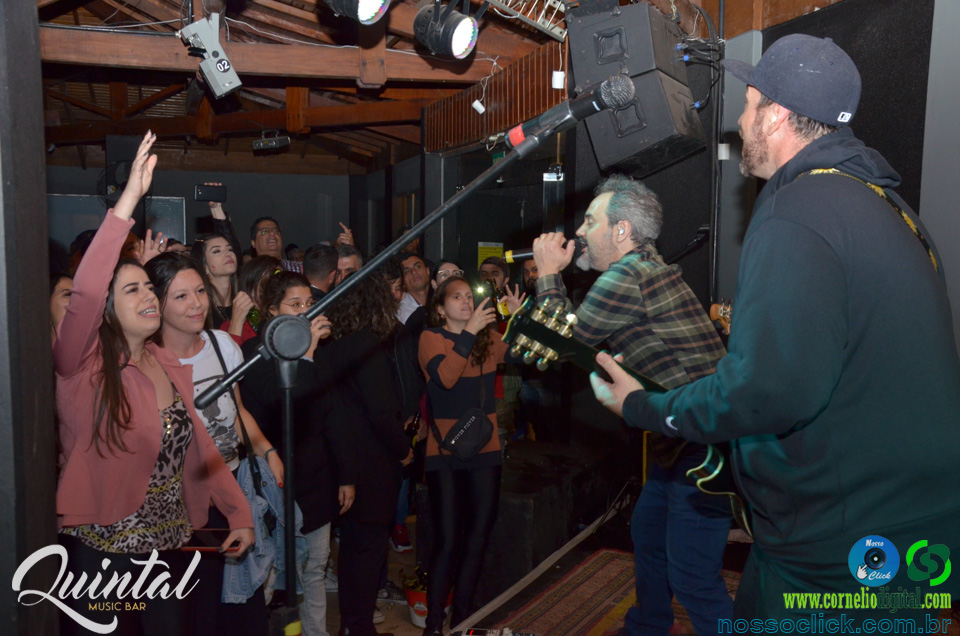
[
  {"x1": 300, "y1": 523, "x2": 331, "y2": 636},
  {"x1": 624, "y1": 462, "x2": 733, "y2": 636}
]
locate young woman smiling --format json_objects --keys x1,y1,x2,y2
[
  {"x1": 145, "y1": 251, "x2": 283, "y2": 635},
  {"x1": 54, "y1": 131, "x2": 253, "y2": 636}
]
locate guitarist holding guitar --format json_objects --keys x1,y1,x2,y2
[
  {"x1": 589, "y1": 35, "x2": 960, "y2": 621},
  {"x1": 532, "y1": 175, "x2": 731, "y2": 636}
]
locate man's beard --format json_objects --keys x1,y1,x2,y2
[
  {"x1": 739, "y1": 116, "x2": 768, "y2": 178},
  {"x1": 577, "y1": 234, "x2": 616, "y2": 271}
]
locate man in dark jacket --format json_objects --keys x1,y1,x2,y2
[{"x1": 591, "y1": 34, "x2": 960, "y2": 620}]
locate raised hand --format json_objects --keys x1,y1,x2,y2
[
  {"x1": 335, "y1": 222, "x2": 354, "y2": 247},
  {"x1": 139, "y1": 229, "x2": 166, "y2": 265},
  {"x1": 503, "y1": 284, "x2": 527, "y2": 314},
  {"x1": 532, "y1": 232, "x2": 576, "y2": 277},
  {"x1": 114, "y1": 131, "x2": 158, "y2": 221},
  {"x1": 464, "y1": 297, "x2": 497, "y2": 335},
  {"x1": 204, "y1": 181, "x2": 226, "y2": 219}
]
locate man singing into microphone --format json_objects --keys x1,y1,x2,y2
[{"x1": 533, "y1": 175, "x2": 731, "y2": 635}]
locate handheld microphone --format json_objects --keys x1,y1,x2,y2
[
  {"x1": 506, "y1": 74, "x2": 635, "y2": 149},
  {"x1": 503, "y1": 248, "x2": 533, "y2": 264},
  {"x1": 504, "y1": 240, "x2": 584, "y2": 264}
]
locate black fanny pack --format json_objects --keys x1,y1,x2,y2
[{"x1": 430, "y1": 359, "x2": 494, "y2": 461}]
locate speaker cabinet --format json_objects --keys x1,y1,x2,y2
[{"x1": 567, "y1": 0, "x2": 705, "y2": 176}]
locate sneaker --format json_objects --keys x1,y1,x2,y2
[
  {"x1": 389, "y1": 523, "x2": 413, "y2": 553},
  {"x1": 377, "y1": 580, "x2": 406, "y2": 604},
  {"x1": 373, "y1": 606, "x2": 385, "y2": 624},
  {"x1": 325, "y1": 568, "x2": 338, "y2": 592}
]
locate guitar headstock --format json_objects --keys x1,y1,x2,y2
[
  {"x1": 710, "y1": 300, "x2": 732, "y2": 336},
  {"x1": 503, "y1": 297, "x2": 578, "y2": 371}
]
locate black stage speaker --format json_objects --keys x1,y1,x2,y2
[{"x1": 567, "y1": 0, "x2": 705, "y2": 176}]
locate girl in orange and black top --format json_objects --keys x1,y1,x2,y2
[{"x1": 417, "y1": 277, "x2": 509, "y2": 635}]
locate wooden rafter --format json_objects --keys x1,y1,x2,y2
[
  {"x1": 40, "y1": 25, "x2": 495, "y2": 83},
  {"x1": 46, "y1": 98, "x2": 427, "y2": 144}
]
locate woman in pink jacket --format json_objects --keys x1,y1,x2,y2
[{"x1": 53, "y1": 132, "x2": 253, "y2": 636}]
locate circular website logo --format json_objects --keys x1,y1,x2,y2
[{"x1": 849, "y1": 535, "x2": 899, "y2": 586}]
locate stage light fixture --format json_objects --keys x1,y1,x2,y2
[
  {"x1": 323, "y1": 0, "x2": 389, "y2": 25},
  {"x1": 177, "y1": 13, "x2": 241, "y2": 99},
  {"x1": 413, "y1": 0, "x2": 487, "y2": 60}
]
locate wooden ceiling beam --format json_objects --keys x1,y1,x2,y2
[
  {"x1": 109, "y1": 81, "x2": 127, "y2": 121},
  {"x1": 358, "y1": 18, "x2": 387, "y2": 88},
  {"x1": 123, "y1": 83, "x2": 186, "y2": 117},
  {"x1": 233, "y1": 6, "x2": 337, "y2": 45},
  {"x1": 45, "y1": 88, "x2": 113, "y2": 119},
  {"x1": 40, "y1": 25, "x2": 492, "y2": 82},
  {"x1": 367, "y1": 124, "x2": 421, "y2": 144},
  {"x1": 307, "y1": 136, "x2": 374, "y2": 167},
  {"x1": 315, "y1": 134, "x2": 379, "y2": 157},
  {"x1": 46, "y1": 99, "x2": 426, "y2": 144},
  {"x1": 96, "y1": 0, "x2": 170, "y2": 32},
  {"x1": 324, "y1": 131, "x2": 388, "y2": 152},
  {"x1": 286, "y1": 86, "x2": 311, "y2": 133}
]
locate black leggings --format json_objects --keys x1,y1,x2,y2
[
  {"x1": 424, "y1": 464, "x2": 501, "y2": 629},
  {"x1": 57, "y1": 533, "x2": 196, "y2": 636}
]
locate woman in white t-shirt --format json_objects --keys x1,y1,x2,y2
[{"x1": 145, "y1": 251, "x2": 282, "y2": 635}]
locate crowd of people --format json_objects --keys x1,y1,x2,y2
[{"x1": 49, "y1": 131, "x2": 544, "y2": 636}]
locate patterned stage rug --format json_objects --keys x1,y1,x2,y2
[{"x1": 494, "y1": 549, "x2": 741, "y2": 636}]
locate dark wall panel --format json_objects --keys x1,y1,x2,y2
[{"x1": 764, "y1": 0, "x2": 934, "y2": 211}]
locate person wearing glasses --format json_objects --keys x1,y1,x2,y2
[
  {"x1": 239, "y1": 271, "x2": 356, "y2": 636},
  {"x1": 431, "y1": 260, "x2": 465, "y2": 290},
  {"x1": 250, "y1": 217, "x2": 303, "y2": 274}
]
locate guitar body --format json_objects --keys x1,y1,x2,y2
[
  {"x1": 686, "y1": 444, "x2": 752, "y2": 537},
  {"x1": 504, "y1": 298, "x2": 753, "y2": 537}
]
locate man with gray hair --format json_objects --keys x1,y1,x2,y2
[
  {"x1": 590, "y1": 34, "x2": 960, "y2": 619},
  {"x1": 533, "y1": 175, "x2": 730, "y2": 635}
]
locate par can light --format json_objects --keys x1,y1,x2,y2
[
  {"x1": 414, "y1": 0, "x2": 479, "y2": 60},
  {"x1": 323, "y1": 0, "x2": 389, "y2": 25}
]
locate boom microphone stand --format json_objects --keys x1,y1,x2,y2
[{"x1": 194, "y1": 131, "x2": 550, "y2": 621}]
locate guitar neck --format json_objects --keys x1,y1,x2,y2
[{"x1": 511, "y1": 318, "x2": 668, "y2": 393}]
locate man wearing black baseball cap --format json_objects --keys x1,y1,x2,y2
[{"x1": 590, "y1": 34, "x2": 960, "y2": 619}]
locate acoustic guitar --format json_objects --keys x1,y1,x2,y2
[{"x1": 503, "y1": 297, "x2": 752, "y2": 537}]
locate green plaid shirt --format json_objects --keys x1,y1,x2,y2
[{"x1": 536, "y1": 246, "x2": 725, "y2": 390}]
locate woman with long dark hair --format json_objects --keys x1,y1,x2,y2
[
  {"x1": 54, "y1": 132, "x2": 253, "y2": 635},
  {"x1": 324, "y1": 270, "x2": 413, "y2": 636},
  {"x1": 240, "y1": 271, "x2": 357, "y2": 636},
  {"x1": 144, "y1": 251, "x2": 284, "y2": 634},
  {"x1": 221, "y1": 254, "x2": 280, "y2": 346},
  {"x1": 191, "y1": 232, "x2": 255, "y2": 338},
  {"x1": 417, "y1": 276, "x2": 509, "y2": 635}
]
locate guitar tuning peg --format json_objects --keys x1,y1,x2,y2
[
  {"x1": 522, "y1": 350, "x2": 538, "y2": 365},
  {"x1": 565, "y1": 313, "x2": 578, "y2": 326},
  {"x1": 536, "y1": 349, "x2": 558, "y2": 372},
  {"x1": 510, "y1": 344, "x2": 524, "y2": 358}
]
